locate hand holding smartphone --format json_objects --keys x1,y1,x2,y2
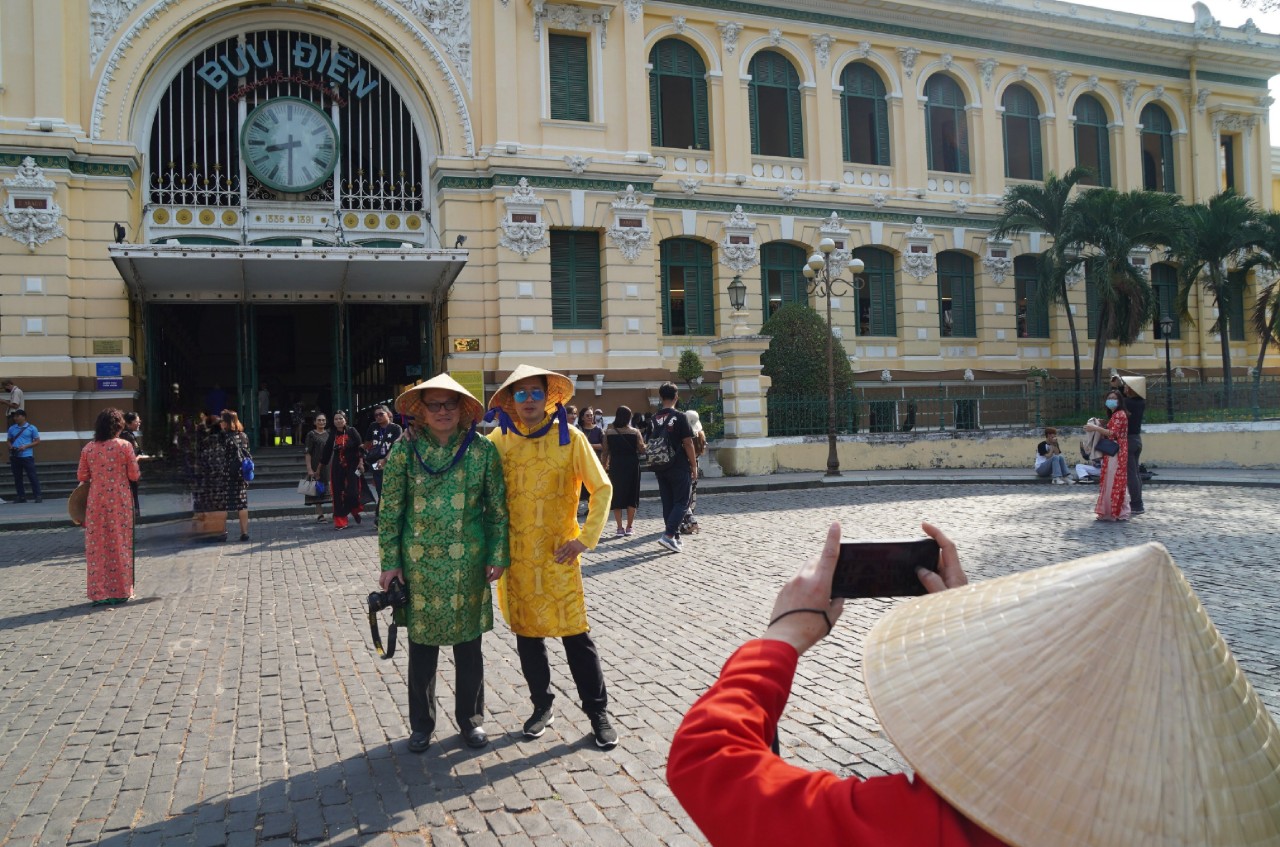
[{"x1": 831, "y1": 537, "x2": 940, "y2": 598}]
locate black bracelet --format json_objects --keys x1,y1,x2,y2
[{"x1": 768, "y1": 607, "x2": 833, "y2": 636}]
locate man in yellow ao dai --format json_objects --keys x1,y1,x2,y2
[{"x1": 486, "y1": 364, "x2": 619, "y2": 749}]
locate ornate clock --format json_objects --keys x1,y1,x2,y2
[{"x1": 240, "y1": 97, "x2": 340, "y2": 194}]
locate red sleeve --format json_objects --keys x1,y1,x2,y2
[
  {"x1": 1108, "y1": 411, "x2": 1127, "y2": 439},
  {"x1": 77, "y1": 445, "x2": 91, "y2": 483},
  {"x1": 667, "y1": 640, "x2": 1009, "y2": 847}
]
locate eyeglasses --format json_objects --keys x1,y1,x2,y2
[
  {"x1": 424, "y1": 399, "x2": 460, "y2": 412},
  {"x1": 512, "y1": 388, "x2": 546, "y2": 404}
]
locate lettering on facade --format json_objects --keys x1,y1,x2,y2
[
  {"x1": 92, "y1": 339, "x2": 125, "y2": 355},
  {"x1": 196, "y1": 39, "x2": 380, "y2": 100}
]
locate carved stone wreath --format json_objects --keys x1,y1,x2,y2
[
  {"x1": 1, "y1": 158, "x2": 65, "y2": 252},
  {"x1": 902, "y1": 251, "x2": 936, "y2": 282},
  {"x1": 499, "y1": 177, "x2": 548, "y2": 259}
]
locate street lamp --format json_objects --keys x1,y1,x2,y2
[
  {"x1": 801, "y1": 238, "x2": 864, "y2": 477},
  {"x1": 1160, "y1": 314, "x2": 1174, "y2": 423},
  {"x1": 727, "y1": 274, "x2": 748, "y2": 336}
]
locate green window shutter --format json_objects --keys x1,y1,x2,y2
[
  {"x1": 956, "y1": 106, "x2": 970, "y2": 174},
  {"x1": 1029, "y1": 118, "x2": 1044, "y2": 180},
  {"x1": 787, "y1": 83, "x2": 804, "y2": 158},
  {"x1": 1161, "y1": 133, "x2": 1175, "y2": 193},
  {"x1": 551, "y1": 231, "x2": 601, "y2": 328},
  {"x1": 551, "y1": 234, "x2": 574, "y2": 327},
  {"x1": 1228, "y1": 271, "x2": 1246, "y2": 341},
  {"x1": 939, "y1": 253, "x2": 976, "y2": 337},
  {"x1": 649, "y1": 65, "x2": 661, "y2": 147},
  {"x1": 692, "y1": 64, "x2": 710, "y2": 151},
  {"x1": 748, "y1": 79, "x2": 761, "y2": 154},
  {"x1": 840, "y1": 93, "x2": 852, "y2": 163},
  {"x1": 1097, "y1": 128, "x2": 1112, "y2": 187},
  {"x1": 1152, "y1": 264, "x2": 1180, "y2": 340},
  {"x1": 549, "y1": 35, "x2": 589, "y2": 122},
  {"x1": 874, "y1": 96, "x2": 891, "y2": 166}
]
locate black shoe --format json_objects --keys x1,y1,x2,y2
[
  {"x1": 589, "y1": 711, "x2": 619, "y2": 749},
  {"x1": 15, "y1": 498, "x2": 26, "y2": 504},
  {"x1": 34, "y1": 498, "x2": 43, "y2": 503},
  {"x1": 1131, "y1": 508, "x2": 1145, "y2": 515},
  {"x1": 407, "y1": 732, "x2": 431, "y2": 753},
  {"x1": 239, "y1": 533, "x2": 249, "y2": 541},
  {"x1": 464, "y1": 727, "x2": 489, "y2": 749},
  {"x1": 522, "y1": 706, "x2": 554, "y2": 738},
  {"x1": 353, "y1": 512, "x2": 362, "y2": 524}
]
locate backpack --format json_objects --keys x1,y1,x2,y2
[
  {"x1": 235, "y1": 434, "x2": 255, "y2": 481},
  {"x1": 645, "y1": 412, "x2": 677, "y2": 470}
]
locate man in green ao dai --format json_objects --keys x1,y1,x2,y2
[{"x1": 378, "y1": 373, "x2": 509, "y2": 752}]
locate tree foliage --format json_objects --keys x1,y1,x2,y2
[
  {"x1": 760, "y1": 303, "x2": 855, "y2": 396},
  {"x1": 676, "y1": 348, "x2": 705, "y2": 390},
  {"x1": 1242, "y1": 211, "x2": 1280, "y2": 408},
  {"x1": 1170, "y1": 190, "x2": 1265, "y2": 407}
]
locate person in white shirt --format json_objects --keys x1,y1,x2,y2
[{"x1": 2, "y1": 380, "x2": 24, "y2": 422}]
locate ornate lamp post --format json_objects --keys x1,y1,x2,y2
[
  {"x1": 801, "y1": 238, "x2": 863, "y2": 477},
  {"x1": 1160, "y1": 314, "x2": 1175, "y2": 423}
]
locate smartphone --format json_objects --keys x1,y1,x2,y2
[{"x1": 831, "y1": 537, "x2": 940, "y2": 599}]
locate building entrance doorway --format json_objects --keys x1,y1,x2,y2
[{"x1": 143, "y1": 302, "x2": 434, "y2": 449}]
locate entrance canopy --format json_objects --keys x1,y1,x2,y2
[{"x1": 109, "y1": 244, "x2": 467, "y2": 302}]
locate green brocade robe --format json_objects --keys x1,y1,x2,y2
[{"x1": 377, "y1": 430, "x2": 509, "y2": 646}]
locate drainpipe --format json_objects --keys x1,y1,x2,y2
[{"x1": 1188, "y1": 56, "x2": 1201, "y2": 203}]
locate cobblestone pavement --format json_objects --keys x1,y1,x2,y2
[{"x1": 2, "y1": 484, "x2": 1277, "y2": 846}]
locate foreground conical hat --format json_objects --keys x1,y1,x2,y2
[
  {"x1": 864, "y1": 543, "x2": 1280, "y2": 847},
  {"x1": 1120, "y1": 375, "x2": 1148, "y2": 398},
  {"x1": 395, "y1": 373, "x2": 484, "y2": 426},
  {"x1": 488, "y1": 364, "x2": 574, "y2": 415}
]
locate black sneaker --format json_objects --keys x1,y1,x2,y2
[
  {"x1": 589, "y1": 711, "x2": 619, "y2": 749},
  {"x1": 407, "y1": 731, "x2": 431, "y2": 753},
  {"x1": 522, "y1": 706, "x2": 554, "y2": 738}
]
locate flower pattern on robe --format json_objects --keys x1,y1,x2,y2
[
  {"x1": 1095, "y1": 410, "x2": 1130, "y2": 521},
  {"x1": 378, "y1": 431, "x2": 509, "y2": 646},
  {"x1": 77, "y1": 438, "x2": 141, "y2": 601},
  {"x1": 488, "y1": 416, "x2": 612, "y2": 638}
]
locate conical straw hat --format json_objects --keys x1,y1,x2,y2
[
  {"x1": 67, "y1": 482, "x2": 88, "y2": 526},
  {"x1": 488, "y1": 364, "x2": 575, "y2": 416},
  {"x1": 395, "y1": 373, "x2": 484, "y2": 426},
  {"x1": 1120, "y1": 375, "x2": 1147, "y2": 398},
  {"x1": 864, "y1": 542, "x2": 1280, "y2": 847}
]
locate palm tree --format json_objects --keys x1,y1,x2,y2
[
  {"x1": 1067, "y1": 188, "x2": 1185, "y2": 389},
  {"x1": 1240, "y1": 211, "x2": 1280, "y2": 412},
  {"x1": 991, "y1": 166, "x2": 1090, "y2": 407},
  {"x1": 1171, "y1": 191, "x2": 1264, "y2": 408}
]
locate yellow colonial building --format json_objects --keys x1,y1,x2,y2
[{"x1": 1, "y1": 0, "x2": 1278, "y2": 456}]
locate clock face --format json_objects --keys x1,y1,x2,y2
[{"x1": 241, "y1": 98, "x2": 340, "y2": 194}]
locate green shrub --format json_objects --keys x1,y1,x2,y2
[{"x1": 760, "y1": 303, "x2": 854, "y2": 396}]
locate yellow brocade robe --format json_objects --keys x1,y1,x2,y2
[{"x1": 488, "y1": 416, "x2": 612, "y2": 637}]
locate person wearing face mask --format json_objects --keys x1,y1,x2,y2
[
  {"x1": 1082, "y1": 388, "x2": 1130, "y2": 522},
  {"x1": 321, "y1": 411, "x2": 365, "y2": 530}
]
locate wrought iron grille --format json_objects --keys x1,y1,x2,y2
[{"x1": 147, "y1": 28, "x2": 425, "y2": 211}]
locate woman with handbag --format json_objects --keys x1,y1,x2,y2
[
  {"x1": 322, "y1": 410, "x2": 365, "y2": 530},
  {"x1": 1083, "y1": 388, "x2": 1130, "y2": 522},
  {"x1": 220, "y1": 410, "x2": 252, "y2": 541},
  {"x1": 77, "y1": 408, "x2": 142, "y2": 606},
  {"x1": 602, "y1": 405, "x2": 644, "y2": 537},
  {"x1": 303, "y1": 413, "x2": 332, "y2": 522}
]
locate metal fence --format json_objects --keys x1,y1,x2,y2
[{"x1": 767, "y1": 376, "x2": 1280, "y2": 437}]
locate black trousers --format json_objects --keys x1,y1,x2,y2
[
  {"x1": 407, "y1": 636, "x2": 485, "y2": 736},
  {"x1": 655, "y1": 464, "x2": 692, "y2": 537},
  {"x1": 515, "y1": 632, "x2": 607, "y2": 715},
  {"x1": 1127, "y1": 435, "x2": 1144, "y2": 511}
]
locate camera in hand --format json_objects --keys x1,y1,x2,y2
[
  {"x1": 368, "y1": 577, "x2": 408, "y2": 614},
  {"x1": 367, "y1": 577, "x2": 409, "y2": 659},
  {"x1": 831, "y1": 537, "x2": 940, "y2": 598}
]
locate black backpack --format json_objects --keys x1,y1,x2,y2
[{"x1": 645, "y1": 412, "x2": 677, "y2": 470}]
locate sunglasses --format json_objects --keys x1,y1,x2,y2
[
  {"x1": 424, "y1": 399, "x2": 460, "y2": 413},
  {"x1": 512, "y1": 388, "x2": 546, "y2": 404}
]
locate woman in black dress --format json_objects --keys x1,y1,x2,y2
[
  {"x1": 220, "y1": 410, "x2": 253, "y2": 541},
  {"x1": 602, "y1": 405, "x2": 645, "y2": 537},
  {"x1": 322, "y1": 410, "x2": 365, "y2": 530},
  {"x1": 303, "y1": 413, "x2": 332, "y2": 522}
]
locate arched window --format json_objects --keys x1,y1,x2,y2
[
  {"x1": 760, "y1": 242, "x2": 808, "y2": 321},
  {"x1": 853, "y1": 247, "x2": 896, "y2": 336},
  {"x1": 1014, "y1": 255, "x2": 1049, "y2": 338},
  {"x1": 925, "y1": 75, "x2": 969, "y2": 173},
  {"x1": 840, "y1": 63, "x2": 889, "y2": 166},
  {"x1": 1002, "y1": 84, "x2": 1043, "y2": 181},
  {"x1": 937, "y1": 252, "x2": 976, "y2": 337},
  {"x1": 660, "y1": 239, "x2": 715, "y2": 336},
  {"x1": 749, "y1": 51, "x2": 803, "y2": 158},
  {"x1": 1151, "y1": 263, "x2": 1180, "y2": 340},
  {"x1": 649, "y1": 39, "x2": 710, "y2": 151},
  {"x1": 1073, "y1": 95, "x2": 1111, "y2": 187},
  {"x1": 1140, "y1": 103, "x2": 1176, "y2": 193}
]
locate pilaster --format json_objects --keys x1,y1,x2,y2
[{"x1": 710, "y1": 333, "x2": 775, "y2": 475}]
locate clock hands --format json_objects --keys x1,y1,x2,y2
[{"x1": 265, "y1": 136, "x2": 303, "y2": 184}]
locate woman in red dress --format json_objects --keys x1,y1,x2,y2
[
  {"x1": 321, "y1": 410, "x2": 365, "y2": 530},
  {"x1": 1084, "y1": 388, "x2": 1130, "y2": 522},
  {"x1": 77, "y1": 408, "x2": 142, "y2": 606}
]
